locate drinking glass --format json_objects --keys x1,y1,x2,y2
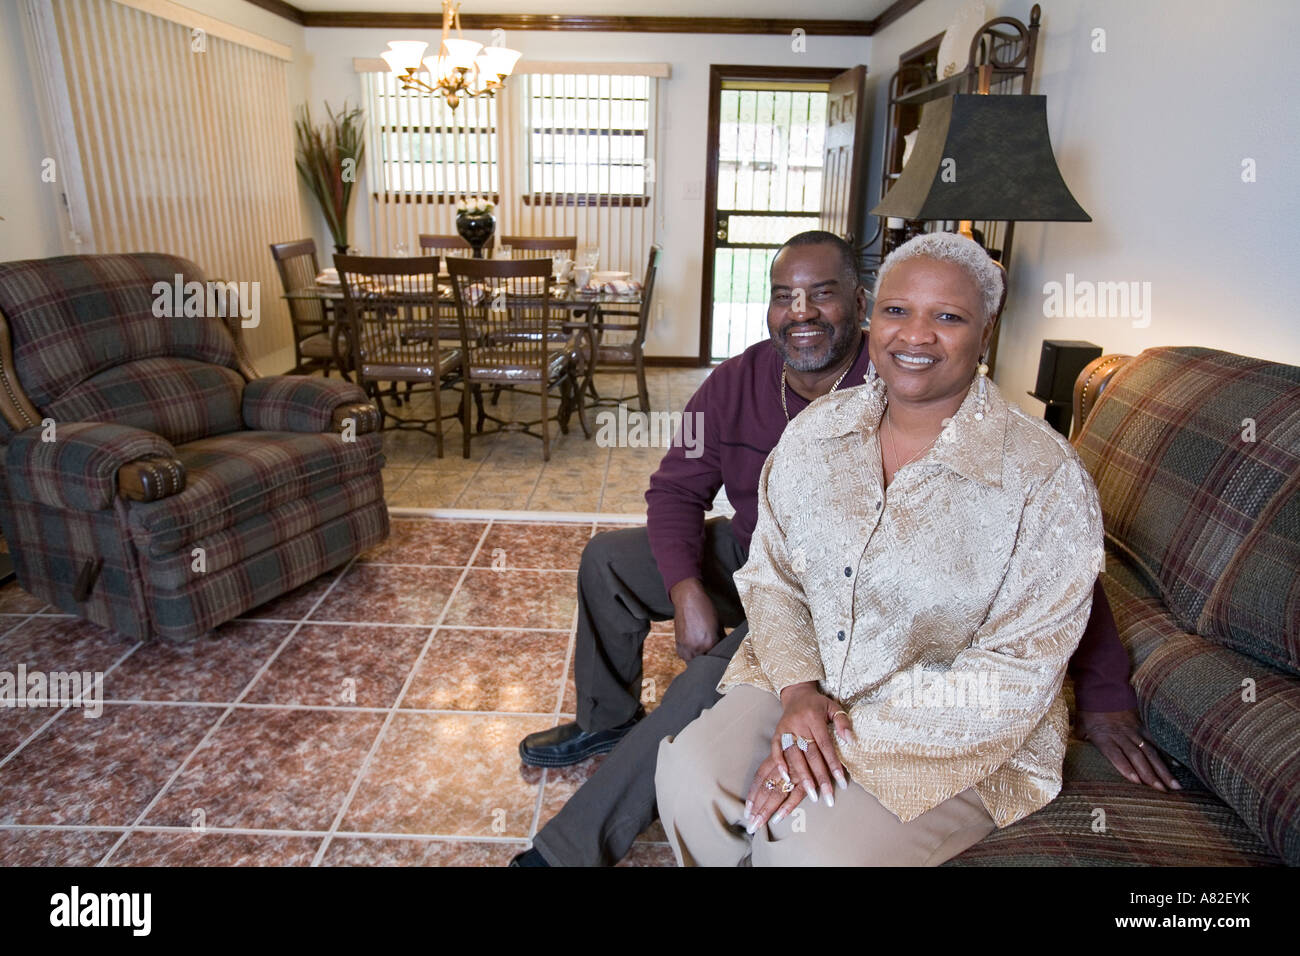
[{"x1": 552, "y1": 253, "x2": 572, "y2": 283}]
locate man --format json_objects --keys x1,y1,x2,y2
[{"x1": 513, "y1": 231, "x2": 1174, "y2": 867}]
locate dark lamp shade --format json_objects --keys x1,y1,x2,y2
[{"x1": 871, "y1": 94, "x2": 1091, "y2": 223}]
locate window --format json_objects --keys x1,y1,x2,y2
[
  {"x1": 368, "y1": 71, "x2": 499, "y2": 200},
  {"x1": 524, "y1": 74, "x2": 653, "y2": 206},
  {"x1": 359, "y1": 63, "x2": 663, "y2": 270}
]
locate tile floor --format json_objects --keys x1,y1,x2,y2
[
  {"x1": 0, "y1": 368, "x2": 727, "y2": 866},
  {"x1": 380, "y1": 367, "x2": 729, "y2": 515},
  {"x1": 0, "y1": 517, "x2": 684, "y2": 866}
]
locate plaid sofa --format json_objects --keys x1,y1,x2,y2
[
  {"x1": 0, "y1": 253, "x2": 389, "y2": 641},
  {"x1": 950, "y1": 347, "x2": 1299, "y2": 866}
]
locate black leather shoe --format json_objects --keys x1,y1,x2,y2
[
  {"x1": 518, "y1": 707, "x2": 645, "y2": 768},
  {"x1": 509, "y1": 848, "x2": 550, "y2": 867}
]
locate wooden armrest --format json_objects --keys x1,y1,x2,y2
[
  {"x1": 1071, "y1": 354, "x2": 1133, "y2": 442},
  {"x1": 331, "y1": 402, "x2": 382, "y2": 435},
  {"x1": 118, "y1": 456, "x2": 186, "y2": 502}
]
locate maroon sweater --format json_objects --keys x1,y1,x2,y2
[{"x1": 645, "y1": 335, "x2": 1137, "y2": 712}]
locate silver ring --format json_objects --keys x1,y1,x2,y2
[
  {"x1": 796, "y1": 735, "x2": 811, "y2": 752},
  {"x1": 781, "y1": 733, "x2": 795, "y2": 751}
]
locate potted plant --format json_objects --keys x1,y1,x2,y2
[
  {"x1": 455, "y1": 197, "x2": 496, "y2": 258},
  {"x1": 295, "y1": 102, "x2": 365, "y2": 255}
]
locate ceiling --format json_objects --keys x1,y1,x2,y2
[{"x1": 286, "y1": 0, "x2": 898, "y2": 19}]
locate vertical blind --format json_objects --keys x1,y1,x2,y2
[
  {"x1": 363, "y1": 69, "x2": 500, "y2": 256},
  {"x1": 29, "y1": 0, "x2": 303, "y2": 365},
  {"x1": 362, "y1": 65, "x2": 663, "y2": 278}
]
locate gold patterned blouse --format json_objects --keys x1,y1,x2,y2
[{"x1": 719, "y1": 375, "x2": 1105, "y2": 827}]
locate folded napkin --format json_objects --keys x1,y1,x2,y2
[
  {"x1": 582, "y1": 279, "x2": 642, "y2": 296},
  {"x1": 315, "y1": 268, "x2": 340, "y2": 286}
]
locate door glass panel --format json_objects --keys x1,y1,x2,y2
[{"x1": 711, "y1": 87, "x2": 827, "y2": 361}]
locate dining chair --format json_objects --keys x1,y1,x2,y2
[
  {"x1": 587, "y1": 245, "x2": 660, "y2": 412},
  {"x1": 270, "y1": 238, "x2": 339, "y2": 376},
  {"x1": 418, "y1": 234, "x2": 473, "y2": 258},
  {"x1": 334, "y1": 254, "x2": 469, "y2": 458},
  {"x1": 500, "y1": 235, "x2": 578, "y2": 259},
  {"x1": 446, "y1": 257, "x2": 588, "y2": 460},
  {"x1": 483, "y1": 236, "x2": 580, "y2": 407}
]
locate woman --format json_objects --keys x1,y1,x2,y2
[{"x1": 654, "y1": 233, "x2": 1105, "y2": 866}]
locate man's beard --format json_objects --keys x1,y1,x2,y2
[{"x1": 774, "y1": 321, "x2": 858, "y2": 373}]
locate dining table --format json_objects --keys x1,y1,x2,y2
[{"x1": 282, "y1": 275, "x2": 642, "y2": 419}]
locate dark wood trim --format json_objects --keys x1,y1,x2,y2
[
  {"x1": 522, "y1": 194, "x2": 650, "y2": 208},
  {"x1": 370, "y1": 193, "x2": 501, "y2": 204},
  {"x1": 699, "y1": 65, "x2": 845, "y2": 365},
  {"x1": 645, "y1": 356, "x2": 705, "y2": 368},
  {"x1": 872, "y1": 0, "x2": 930, "y2": 34},
  {"x1": 297, "y1": 12, "x2": 875, "y2": 34},
  {"x1": 247, "y1": 1, "x2": 932, "y2": 35},
  {"x1": 242, "y1": 0, "x2": 305, "y2": 25},
  {"x1": 899, "y1": 30, "x2": 945, "y2": 65}
]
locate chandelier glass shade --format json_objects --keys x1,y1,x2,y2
[{"x1": 379, "y1": 2, "x2": 522, "y2": 110}]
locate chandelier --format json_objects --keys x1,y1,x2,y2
[{"x1": 379, "y1": 1, "x2": 522, "y2": 110}]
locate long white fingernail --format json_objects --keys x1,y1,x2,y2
[
  {"x1": 744, "y1": 800, "x2": 753, "y2": 818},
  {"x1": 804, "y1": 782, "x2": 818, "y2": 802},
  {"x1": 772, "y1": 809, "x2": 786, "y2": 824},
  {"x1": 746, "y1": 818, "x2": 760, "y2": 835},
  {"x1": 779, "y1": 767, "x2": 790, "y2": 784},
  {"x1": 833, "y1": 770, "x2": 847, "y2": 790}
]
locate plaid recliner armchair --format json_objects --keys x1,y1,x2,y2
[{"x1": 0, "y1": 253, "x2": 389, "y2": 641}]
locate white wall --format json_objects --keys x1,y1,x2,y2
[
  {"x1": 0, "y1": 0, "x2": 65, "y2": 262},
  {"x1": 302, "y1": 26, "x2": 871, "y2": 358},
  {"x1": 863, "y1": 0, "x2": 1300, "y2": 414}
]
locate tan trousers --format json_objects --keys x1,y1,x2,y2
[{"x1": 655, "y1": 685, "x2": 996, "y2": 866}]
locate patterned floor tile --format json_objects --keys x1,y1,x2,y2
[
  {"x1": 0, "y1": 828, "x2": 122, "y2": 866},
  {"x1": 0, "y1": 703, "x2": 221, "y2": 826},
  {"x1": 143, "y1": 708, "x2": 385, "y2": 831},
  {"x1": 320, "y1": 836, "x2": 520, "y2": 866},
  {"x1": 308, "y1": 565, "x2": 462, "y2": 626},
  {"x1": 341, "y1": 712, "x2": 551, "y2": 838},
  {"x1": 244, "y1": 623, "x2": 430, "y2": 708},
  {"x1": 442, "y1": 570, "x2": 577, "y2": 629},
  {"x1": 401, "y1": 628, "x2": 568, "y2": 713},
  {"x1": 106, "y1": 830, "x2": 321, "y2": 866},
  {"x1": 104, "y1": 621, "x2": 291, "y2": 703}
]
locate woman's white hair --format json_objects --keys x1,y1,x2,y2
[{"x1": 873, "y1": 232, "x2": 1005, "y2": 324}]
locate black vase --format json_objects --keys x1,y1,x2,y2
[{"x1": 456, "y1": 211, "x2": 496, "y2": 258}]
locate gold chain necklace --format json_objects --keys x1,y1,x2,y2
[
  {"x1": 781, "y1": 362, "x2": 852, "y2": 423},
  {"x1": 884, "y1": 408, "x2": 939, "y2": 473}
]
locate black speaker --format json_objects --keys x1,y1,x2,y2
[{"x1": 1033, "y1": 340, "x2": 1102, "y2": 406}]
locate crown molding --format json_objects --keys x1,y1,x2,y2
[{"x1": 242, "y1": 0, "x2": 930, "y2": 35}]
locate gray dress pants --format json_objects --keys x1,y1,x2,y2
[{"x1": 532, "y1": 519, "x2": 748, "y2": 866}]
